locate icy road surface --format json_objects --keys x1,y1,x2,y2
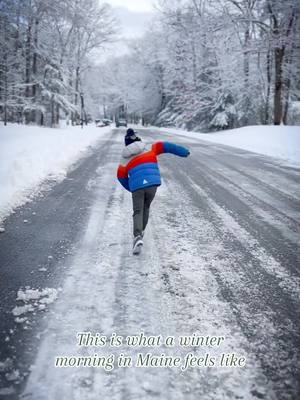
[{"x1": 0, "y1": 128, "x2": 299, "y2": 400}]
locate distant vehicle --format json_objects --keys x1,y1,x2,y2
[
  {"x1": 95, "y1": 118, "x2": 112, "y2": 127},
  {"x1": 95, "y1": 119, "x2": 105, "y2": 127},
  {"x1": 116, "y1": 118, "x2": 127, "y2": 128}
]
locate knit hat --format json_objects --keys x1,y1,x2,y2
[{"x1": 125, "y1": 128, "x2": 141, "y2": 146}]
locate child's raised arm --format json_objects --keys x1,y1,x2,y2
[{"x1": 152, "y1": 142, "x2": 190, "y2": 157}]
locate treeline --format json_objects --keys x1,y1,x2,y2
[
  {"x1": 94, "y1": 0, "x2": 300, "y2": 131},
  {"x1": 0, "y1": 0, "x2": 115, "y2": 126}
]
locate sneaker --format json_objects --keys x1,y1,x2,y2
[{"x1": 133, "y1": 235, "x2": 143, "y2": 255}]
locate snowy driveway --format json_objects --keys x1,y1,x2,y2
[{"x1": 0, "y1": 128, "x2": 299, "y2": 400}]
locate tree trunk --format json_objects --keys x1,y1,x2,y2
[
  {"x1": 273, "y1": 47, "x2": 284, "y2": 125},
  {"x1": 75, "y1": 67, "x2": 79, "y2": 102},
  {"x1": 1, "y1": 15, "x2": 8, "y2": 125},
  {"x1": 72, "y1": 66, "x2": 80, "y2": 124},
  {"x1": 56, "y1": 103, "x2": 59, "y2": 125},
  {"x1": 265, "y1": 47, "x2": 272, "y2": 124},
  {"x1": 242, "y1": 25, "x2": 250, "y2": 125},
  {"x1": 191, "y1": 38, "x2": 197, "y2": 88},
  {"x1": 243, "y1": 26, "x2": 250, "y2": 86},
  {"x1": 4, "y1": 56, "x2": 8, "y2": 125},
  {"x1": 51, "y1": 95, "x2": 55, "y2": 127},
  {"x1": 283, "y1": 91, "x2": 290, "y2": 125},
  {"x1": 25, "y1": 20, "x2": 32, "y2": 124},
  {"x1": 283, "y1": 44, "x2": 294, "y2": 125},
  {"x1": 32, "y1": 18, "x2": 39, "y2": 123}
]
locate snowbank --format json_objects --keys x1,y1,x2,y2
[
  {"x1": 0, "y1": 123, "x2": 111, "y2": 224},
  {"x1": 156, "y1": 125, "x2": 300, "y2": 166}
]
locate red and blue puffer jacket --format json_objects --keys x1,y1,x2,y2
[{"x1": 117, "y1": 141, "x2": 190, "y2": 192}]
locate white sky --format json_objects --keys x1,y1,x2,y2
[
  {"x1": 94, "y1": 0, "x2": 155, "y2": 62},
  {"x1": 105, "y1": 0, "x2": 154, "y2": 13}
]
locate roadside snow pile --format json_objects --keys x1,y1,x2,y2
[
  {"x1": 12, "y1": 287, "x2": 59, "y2": 323},
  {"x1": 0, "y1": 123, "x2": 111, "y2": 224},
  {"x1": 159, "y1": 125, "x2": 300, "y2": 166}
]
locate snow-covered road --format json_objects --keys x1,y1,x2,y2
[{"x1": 0, "y1": 128, "x2": 299, "y2": 399}]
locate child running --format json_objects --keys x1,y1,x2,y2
[{"x1": 117, "y1": 128, "x2": 190, "y2": 254}]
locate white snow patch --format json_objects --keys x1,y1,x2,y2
[
  {"x1": 12, "y1": 288, "x2": 58, "y2": 322},
  {"x1": 14, "y1": 317, "x2": 28, "y2": 324},
  {"x1": 12, "y1": 304, "x2": 34, "y2": 317},
  {"x1": 17, "y1": 288, "x2": 57, "y2": 302},
  {"x1": 38, "y1": 289, "x2": 58, "y2": 304},
  {"x1": 152, "y1": 125, "x2": 300, "y2": 166},
  {"x1": 0, "y1": 123, "x2": 111, "y2": 224},
  {"x1": 5, "y1": 369, "x2": 20, "y2": 382}
]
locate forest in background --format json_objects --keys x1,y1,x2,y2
[
  {"x1": 1, "y1": 0, "x2": 300, "y2": 131},
  {"x1": 0, "y1": 0, "x2": 116, "y2": 127}
]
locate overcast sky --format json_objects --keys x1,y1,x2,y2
[
  {"x1": 105, "y1": 1, "x2": 155, "y2": 38},
  {"x1": 93, "y1": 1, "x2": 155, "y2": 63},
  {"x1": 105, "y1": 0, "x2": 155, "y2": 13}
]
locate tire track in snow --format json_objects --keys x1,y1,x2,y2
[
  {"x1": 181, "y1": 161, "x2": 300, "y2": 291},
  {"x1": 189, "y1": 160, "x2": 300, "y2": 272},
  {"x1": 158, "y1": 155, "x2": 300, "y2": 399},
  {"x1": 191, "y1": 143, "x2": 300, "y2": 205},
  {"x1": 185, "y1": 141, "x2": 300, "y2": 200},
  {"x1": 192, "y1": 156, "x2": 299, "y2": 230},
  {"x1": 216, "y1": 161, "x2": 300, "y2": 213},
  {"x1": 152, "y1": 127, "x2": 299, "y2": 196},
  {"x1": 150, "y1": 178, "x2": 273, "y2": 399}
]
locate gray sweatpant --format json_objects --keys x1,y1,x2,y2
[{"x1": 132, "y1": 186, "x2": 157, "y2": 237}]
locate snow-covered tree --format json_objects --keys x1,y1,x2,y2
[
  {"x1": 55, "y1": 0, "x2": 300, "y2": 131},
  {"x1": 0, "y1": 0, "x2": 116, "y2": 126}
]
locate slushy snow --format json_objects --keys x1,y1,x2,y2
[{"x1": 12, "y1": 288, "x2": 58, "y2": 322}]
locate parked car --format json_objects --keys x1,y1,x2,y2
[
  {"x1": 95, "y1": 119, "x2": 106, "y2": 127},
  {"x1": 102, "y1": 118, "x2": 112, "y2": 126},
  {"x1": 116, "y1": 118, "x2": 127, "y2": 128},
  {"x1": 95, "y1": 118, "x2": 112, "y2": 127}
]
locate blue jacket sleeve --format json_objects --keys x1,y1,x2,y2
[
  {"x1": 162, "y1": 142, "x2": 190, "y2": 157},
  {"x1": 117, "y1": 165, "x2": 130, "y2": 192},
  {"x1": 118, "y1": 177, "x2": 130, "y2": 191}
]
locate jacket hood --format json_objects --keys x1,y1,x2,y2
[{"x1": 122, "y1": 141, "x2": 146, "y2": 158}]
